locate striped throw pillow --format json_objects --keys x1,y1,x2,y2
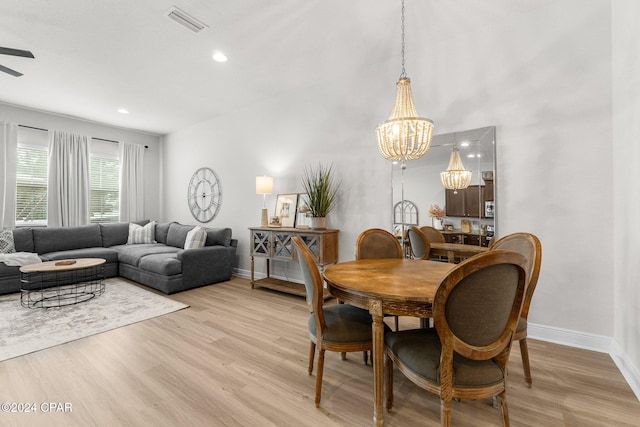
[
  {"x1": 127, "y1": 221, "x2": 157, "y2": 244},
  {"x1": 184, "y1": 226, "x2": 207, "y2": 250}
]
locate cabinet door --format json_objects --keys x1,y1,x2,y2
[
  {"x1": 445, "y1": 233, "x2": 463, "y2": 244},
  {"x1": 445, "y1": 190, "x2": 465, "y2": 217},
  {"x1": 466, "y1": 235, "x2": 481, "y2": 246},
  {"x1": 465, "y1": 185, "x2": 483, "y2": 217},
  {"x1": 251, "y1": 230, "x2": 271, "y2": 256},
  {"x1": 272, "y1": 231, "x2": 295, "y2": 260}
]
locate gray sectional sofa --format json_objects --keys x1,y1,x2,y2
[{"x1": 0, "y1": 221, "x2": 237, "y2": 295}]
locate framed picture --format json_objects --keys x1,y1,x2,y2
[{"x1": 274, "y1": 194, "x2": 299, "y2": 228}]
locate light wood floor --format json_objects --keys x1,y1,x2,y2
[{"x1": 1, "y1": 276, "x2": 639, "y2": 427}]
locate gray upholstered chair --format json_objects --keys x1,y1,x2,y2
[
  {"x1": 384, "y1": 250, "x2": 528, "y2": 426},
  {"x1": 292, "y1": 236, "x2": 379, "y2": 407},
  {"x1": 489, "y1": 232, "x2": 543, "y2": 386},
  {"x1": 355, "y1": 228, "x2": 402, "y2": 330},
  {"x1": 408, "y1": 226, "x2": 431, "y2": 260}
]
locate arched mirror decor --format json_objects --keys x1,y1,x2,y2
[{"x1": 392, "y1": 126, "x2": 496, "y2": 247}]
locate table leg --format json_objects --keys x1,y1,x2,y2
[
  {"x1": 250, "y1": 256, "x2": 255, "y2": 288},
  {"x1": 370, "y1": 299, "x2": 385, "y2": 427}
]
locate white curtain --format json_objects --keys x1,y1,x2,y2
[
  {"x1": 119, "y1": 142, "x2": 145, "y2": 222},
  {"x1": 47, "y1": 130, "x2": 90, "y2": 227},
  {"x1": 0, "y1": 122, "x2": 18, "y2": 229}
]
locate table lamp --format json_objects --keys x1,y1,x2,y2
[{"x1": 256, "y1": 176, "x2": 273, "y2": 226}]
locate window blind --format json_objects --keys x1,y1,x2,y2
[
  {"x1": 90, "y1": 156, "x2": 120, "y2": 223},
  {"x1": 16, "y1": 145, "x2": 48, "y2": 225}
]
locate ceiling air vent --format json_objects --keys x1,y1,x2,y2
[{"x1": 165, "y1": 6, "x2": 208, "y2": 34}]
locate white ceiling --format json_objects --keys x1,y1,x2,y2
[{"x1": 0, "y1": 0, "x2": 402, "y2": 135}]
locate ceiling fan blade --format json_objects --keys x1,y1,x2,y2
[
  {"x1": 0, "y1": 64, "x2": 23, "y2": 77},
  {"x1": 0, "y1": 47, "x2": 34, "y2": 58}
]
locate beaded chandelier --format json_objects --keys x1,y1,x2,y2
[
  {"x1": 376, "y1": 0, "x2": 434, "y2": 161},
  {"x1": 440, "y1": 147, "x2": 472, "y2": 194}
]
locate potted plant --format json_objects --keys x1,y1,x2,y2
[{"x1": 300, "y1": 163, "x2": 341, "y2": 229}]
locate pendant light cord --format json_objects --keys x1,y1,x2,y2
[{"x1": 400, "y1": 0, "x2": 406, "y2": 79}]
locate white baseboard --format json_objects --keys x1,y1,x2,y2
[
  {"x1": 610, "y1": 340, "x2": 640, "y2": 401},
  {"x1": 229, "y1": 270, "x2": 640, "y2": 401},
  {"x1": 527, "y1": 323, "x2": 612, "y2": 353}
]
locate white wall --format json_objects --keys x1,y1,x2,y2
[
  {"x1": 0, "y1": 102, "x2": 162, "y2": 221},
  {"x1": 612, "y1": 0, "x2": 640, "y2": 395},
  {"x1": 164, "y1": 0, "x2": 615, "y2": 337}
]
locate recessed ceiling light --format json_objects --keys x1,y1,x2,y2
[
  {"x1": 212, "y1": 51, "x2": 227, "y2": 62},
  {"x1": 117, "y1": 108, "x2": 129, "y2": 114},
  {"x1": 460, "y1": 141, "x2": 470, "y2": 147}
]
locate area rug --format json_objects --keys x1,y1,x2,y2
[{"x1": 0, "y1": 278, "x2": 189, "y2": 362}]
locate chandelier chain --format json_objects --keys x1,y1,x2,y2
[{"x1": 400, "y1": 0, "x2": 406, "y2": 78}]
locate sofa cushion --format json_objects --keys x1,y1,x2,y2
[
  {"x1": 166, "y1": 223, "x2": 195, "y2": 248},
  {"x1": 155, "y1": 222, "x2": 175, "y2": 244},
  {"x1": 0, "y1": 229, "x2": 15, "y2": 254},
  {"x1": 127, "y1": 221, "x2": 157, "y2": 244},
  {"x1": 33, "y1": 224, "x2": 102, "y2": 254},
  {"x1": 12, "y1": 227, "x2": 34, "y2": 252},
  {"x1": 205, "y1": 227, "x2": 232, "y2": 247},
  {"x1": 100, "y1": 222, "x2": 129, "y2": 247},
  {"x1": 184, "y1": 226, "x2": 207, "y2": 249},
  {"x1": 113, "y1": 243, "x2": 180, "y2": 267},
  {"x1": 138, "y1": 253, "x2": 182, "y2": 276},
  {"x1": 40, "y1": 247, "x2": 120, "y2": 263}
]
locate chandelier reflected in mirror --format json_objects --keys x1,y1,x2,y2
[
  {"x1": 376, "y1": 0, "x2": 434, "y2": 161},
  {"x1": 440, "y1": 147, "x2": 472, "y2": 194}
]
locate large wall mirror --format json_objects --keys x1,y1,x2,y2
[{"x1": 392, "y1": 126, "x2": 496, "y2": 247}]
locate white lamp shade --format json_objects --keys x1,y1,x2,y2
[{"x1": 256, "y1": 176, "x2": 273, "y2": 195}]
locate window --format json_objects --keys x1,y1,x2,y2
[
  {"x1": 15, "y1": 128, "x2": 121, "y2": 225},
  {"x1": 90, "y1": 155, "x2": 119, "y2": 223},
  {"x1": 16, "y1": 145, "x2": 48, "y2": 225}
]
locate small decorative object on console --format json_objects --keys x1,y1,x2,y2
[{"x1": 55, "y1": 260, "x2": 77, "y2": 266}]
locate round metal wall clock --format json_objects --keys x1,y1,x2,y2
[{"x1": 187, "y1": 167, "x2": 222, "y2": 223}]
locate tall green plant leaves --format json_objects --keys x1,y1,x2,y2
[{"x1": 300, "y1": 163, "x2": 341, "y2": 217}]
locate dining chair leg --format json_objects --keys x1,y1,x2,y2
[
  {"x1": 308, "y1": 341, "x2": 316, "y2": 375},
  {"x1": 394, "y1": 316, "x2": 399, "y2": 331},
  {"x1": 363, "y1": 351, "x2": 368, "y2": 365},
  {"x1": 315, "y1": 349, "x2": 325, "y2": 408},
  {"x1": 341, "y1": 352, "x2": 346, "y2": 360},
  {"x1": 519, "y1": 338, "x2": 532, "y2": 387},
  {"x1": 498, "y1": 391, "x2": 510, "y2": 427},
  {"x1": 385, "y1": 354, "x2": 394, "y2": 410},
  {"x1": 441, "y1": 398, "x2": 452, "y2": 427}
]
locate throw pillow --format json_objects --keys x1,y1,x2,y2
[
  {"x1": 184, "y1": 226, "x2": 207, "y2": 250},
  {"x1": 127, "y1": 221, "x2": 157, "y2": 244},
  {"x1": 0, "y1": 229, "x2": 16, "y2": 254}
]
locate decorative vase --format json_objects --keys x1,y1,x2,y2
[
  {"x1": 432, "y1": 217, "x2": 444, "y2": 230},
  {"x1": 310, "y1": 217, "x2": 327, "y2": 230}
]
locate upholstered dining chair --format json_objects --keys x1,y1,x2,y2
[
  {"x1": 419, "y1": 225, "x2": 446, "y2": 244},
  {"x1": 408, "y1": 226, "x2": 431, "y2": 260},
  {"x1": 419, "y1": 225, "x2": 448, "y2": 261},
  {"x1": 384, "y1": 250, "x2": 528, "y2": 426},
  {"x1": 355, "y1": 228, "x2": 403, "y2": 330},
  {"x1": 292, "y1": 236, "x2": 379, "y2": 408},
  {"x1": 489, "y1": 232, "x2": 543, "y2": 387}
]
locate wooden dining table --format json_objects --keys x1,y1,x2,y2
[
  {"x1": 429, "y1": 242, "x2": 488, "y2": 263},
  {"x1": 323, "y1": 258, "x2": 457, "y2": 426}
]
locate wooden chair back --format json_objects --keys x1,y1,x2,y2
[
  {"x1": 433, "y1": 250, "x2": 527, "y2": 368},
  {"x1": 355, "y1": 228, "x2": 403, "y2": 260},
  {"x1": 292, "y1": 236, "x2": 325, "y2": 333},
  {"x1": 408, "y1": 226, "x2": 431, "y2": 260},
  {"x1": 488, "y1": 232, "x2": 542, "y2": 319},
  {"x1": 419, "y1": 226, "x2": 446, "y2": 243}
]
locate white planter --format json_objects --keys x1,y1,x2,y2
[
  {"x1": 432, "y1": 217, "x2": 444, "y2": 230},
  {"x1": 310, "y1": 217, "x2": 327, "y2": 229}
]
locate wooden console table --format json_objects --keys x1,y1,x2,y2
[{"x1": 249, "y1": 227, "x2": 338, "y2": 298}]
